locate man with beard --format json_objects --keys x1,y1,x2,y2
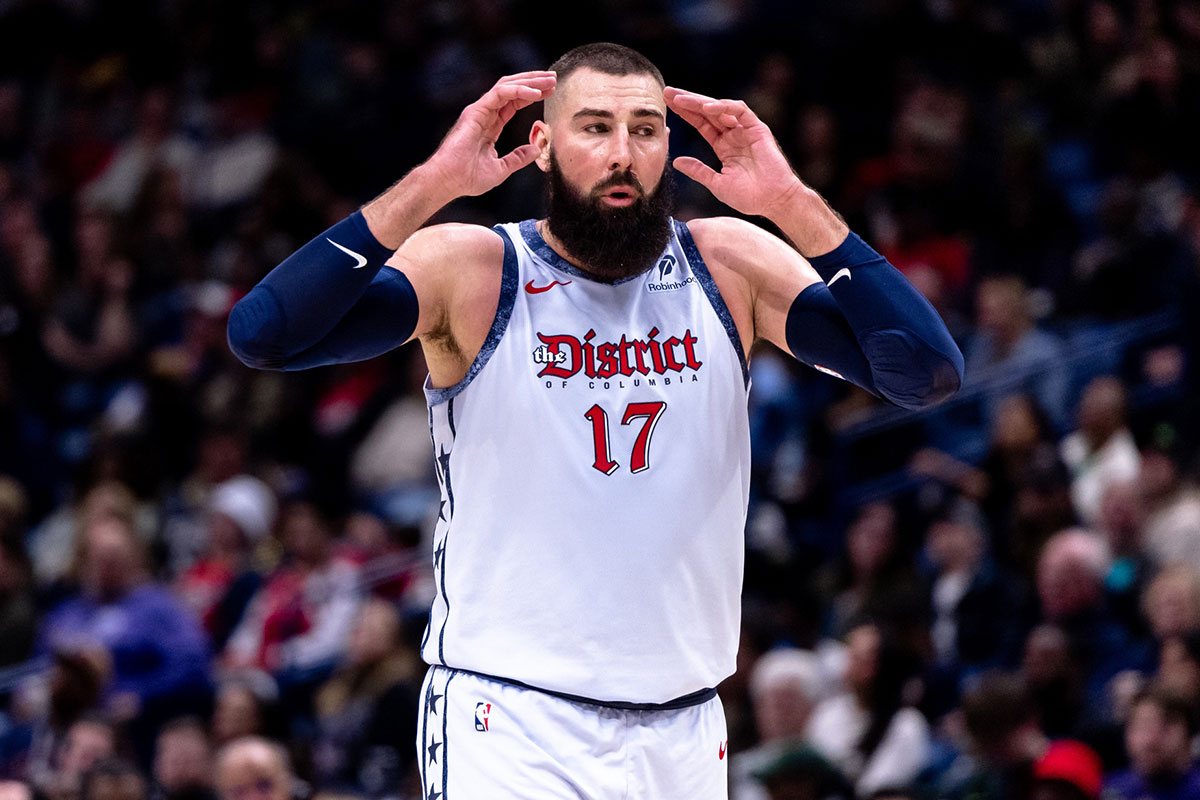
[{"x1": 228, "y1": 43, "x2": 962, "y2": 799}]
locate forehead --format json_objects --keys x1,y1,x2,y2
[{"x1": 554, "y1": 68, "x2": 665, "y2": 119}]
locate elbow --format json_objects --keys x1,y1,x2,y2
[
  {"x1": 862, "y1": 329, "x2": 964, "y2": 410},
  {"x1": 226, "y1": 289, "x2": 289, "y2": 370}
]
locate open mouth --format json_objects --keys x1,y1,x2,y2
[{"x1": 600, "y1": 187, "x2": 638, "y2": 205}]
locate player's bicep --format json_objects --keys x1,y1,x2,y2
[
  {"x1": 386, "y1": 229, "x2": 454, "y2": 343},
  {"x1": 748, "y1": 236, "x2": 823, "y2": 353},
  {"x1": 387, "y1": 223, "x2": 504, "y2": 338}
]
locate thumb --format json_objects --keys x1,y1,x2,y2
[
  {"x1": 498, "y1": 144, "x2": 540, "y2": 178},
  {"x1": 673, "y1": 156, "x2": 720, "y2": 192}
]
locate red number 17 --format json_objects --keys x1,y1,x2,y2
[{"x1": 583, "y1": 401, "x2": 667, "y2": 475}]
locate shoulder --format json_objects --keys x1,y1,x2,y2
[
  {"x1": 683, "y1": 216, "x2": 821, "y2": 354},
  {"x1": 389, "y1": 222, "x2": 507, "y2": 271},
  {"x1": 683, "y1": 216, "x2": 807, "y2": 273}
]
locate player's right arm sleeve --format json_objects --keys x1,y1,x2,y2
[
  {"x1": 784, "y1": 282, "x2": 879, "y2": 394},
  {"x1": 226, "y1": 210, "x2": 419, "y2": 370},
  {"x1": 790, "y1": 232, "x2": 964, "y2": 410}
]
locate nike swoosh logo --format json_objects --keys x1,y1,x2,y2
[
  {"x1": 525, "y1": 279, "x2": 572, "y2": 294},
  {"x1": 828, "y1": 267, "x2": 852, "y2": 286},
  {"x1": 327, "y1": 238, "x2": 368, "y2": 269}
]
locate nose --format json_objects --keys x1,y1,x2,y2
[{"x1": 607, "y1": 126, "x2": 633, "y2": 171}]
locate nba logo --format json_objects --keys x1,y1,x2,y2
[{"x1": 474, "y1": 702, "x2": 491, "y2": 732}]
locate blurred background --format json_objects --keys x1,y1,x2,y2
[{"x1": 0, "y1": 1, "x2": 1199, "y2": 799}]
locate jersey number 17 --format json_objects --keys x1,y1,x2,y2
[{"x1": 583, "y1": 401, "x2": 667, "y2": 475}]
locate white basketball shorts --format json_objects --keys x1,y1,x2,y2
[{"x1": 416, "y1": 665, "x2": 730, "y2": 799}]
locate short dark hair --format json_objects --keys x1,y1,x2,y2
[
  {"x1": 1130, "y1": 683, "x2": 1198, "y2": 737},
  {"x1": 548, "y1": 43, "x2": 664, "y2": 88}
]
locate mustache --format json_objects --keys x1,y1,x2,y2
[{"x1": 593, "y1": 170, "x2": 645, "y2": 195}]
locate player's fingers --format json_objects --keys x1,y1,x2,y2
[
  {"x1": 495, "y1": 71, "x2": 557, "y2": 85},
  {"x1": 498, "y1": 143, "x2": 540, "y2": 177},
  {"x1": 665, "y1": 99, "x2": 722, "y2": 147},
  {"x1": 673, "y1": 156, "x2": 720, "y2": 191},
  {"x1": 702, "y1": 99, "x2": 761, "y2": 128},
  {"x1": 665, "y1": 87, "x2": 721, "y2": 108}
]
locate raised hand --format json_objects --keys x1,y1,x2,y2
[
  {"x1": 426, "y1": 71, "x2": 557, "y2": 199},
  {"x1": 664, "y1": 87, "x2": 805, "y2": 220}
]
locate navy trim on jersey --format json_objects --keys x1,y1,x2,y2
[
  {"x1": 441, "y1": 670, "x2": 455, "y2": 798},
  {"x1": 445, "y1": 665, "x2": 718, "y2": 711},
  {"x1": 420, "y1": 408, "x2": 435, "y2": 657},
  {"x1": 424, "y1": 227, "x2": 519, "y2": 406},
  {"x1": 436, "y1": 399, "x2": 455, "y2": 665},
  {"x1": 517, "y1": 219, "x2": 647, "y2": 286},
  {"x1": 673, "y1": 219, "x2": 750, "y2": 387}
]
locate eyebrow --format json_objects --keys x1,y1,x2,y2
[{"x1": 573, "y1": 108, "x2": 665, "y2": 122}]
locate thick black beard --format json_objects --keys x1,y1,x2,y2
[{"x1": 544, "y1": 152, "x2": 675, "y2": 282}]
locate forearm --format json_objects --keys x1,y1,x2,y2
[
  {"x1": 360, "y1": 163, "x2": 459, "y2": 248},
  {"x1": 775, "y1": 191, "x2": 964, "y2": 409}
]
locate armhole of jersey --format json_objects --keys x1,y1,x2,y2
[
  {"x1": 424, "y1": 226, "x2": 519, "y2": 406},
  {"x1": 673, "y1": 219, "x2": 750, "y2": 388}
]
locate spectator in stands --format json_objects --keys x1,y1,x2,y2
[
  {"x1": 81, "y1": 758, "x2": 146, "y2": 800},
  {"x1": 935, "y1": 672, "x2": 1047, "y2": 800},
  {"x1": 177, "y1": 475, "x2": 275, "y2": 651},
  {"x1": 211, "y1": 674, "x2": 279, "y2": 747},
  {"x1": 729, "y1": 648, "x2": 828, "y2": 800},
  {"x1": 1011, "y1": 448, "x2": 1080, "y2": 578},
  {"x1": 36, "y1": 512, "x2": 211, "y2": 729},
  {"x1": 818, "y1": 503, "x2": 926, "y2": 639},
  {"x1": 965, "y1": 275, "x2": 1070, "y2": 430},
  {"x1": 159, "y1": 429, "x2": 253, "y2": 577},
  {"x1": 28, "y1": 479, "x2": 141, "y2": 589},
  {"x1": 749, "y1": 744, "x2": 852, "y2": 800},
  {"x1": 36, "y1": 715, "x2": 117, "y2": 800},
  {"x1": 807, "y1": 623, "x2": 930, "y2": 797},
  {"x1": 1154, "y1": 632, "x2": 1200, "y2": 714},
  {"x1": 223, "y1": 501, "x2": 361, "y2": 681},
  {"x1": 1096, "y1": 480, "x2": 1154, "y2": 637},
  {"x1": 1060, "y1": 377, "x2": 1141, "y2": 528},
  {"x1": 1138, "y1": 430, "x2": 1200, "y2": 570},
  {"x1": 1103, "y1": 685, "x2": 1200, "y2": 800},
  {"x1": 311, "y1": 599, "x2": 419, "y2": 797},
  {"x1": 214, "y1": 738, "x2": 293, "y2": 800},
  {"x1": 923, "y1": 498, "x2": 1027, "y2": 686},
  {"x1": 1141, "y1": 566, "x2": 1200, "y2": 644},
  {"x1": 18, "y1": 649, "x2": 111, "y2": 791},
  {"x1": 1035, "y1": 529, "x2": 1152, "y2": 705},
  {"x1": 1021, "y1": 625, "x2": 1085, "y2": 739},
  {"x1": 153, "y1": 718, "x2": 216, "y2": 800},
  {"x1": 910, "y1": 393, "x2": 1067, "y2": 571}
]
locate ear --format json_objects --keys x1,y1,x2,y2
[{"x1": 530, "y1": 120, "x2": 551, "y2": 173}]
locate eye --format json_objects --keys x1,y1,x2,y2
[
  {"x1": 583, "y1": 123, "x2": 609, "y2": 133},
  {"x1": 633, "y1": 125, "x2": 657, "y2": 136}
]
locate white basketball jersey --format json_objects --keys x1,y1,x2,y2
[{"x1": 422, "y1": 219, "x2": 751, "y2": 704}]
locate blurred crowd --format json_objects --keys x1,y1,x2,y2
[{"x1": 1, "y1": 0, "x2": 1200, "y2": 799}]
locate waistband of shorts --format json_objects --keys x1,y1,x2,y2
[{"x1": 434, "y1": 665, "x2": 718, "y2": 711}]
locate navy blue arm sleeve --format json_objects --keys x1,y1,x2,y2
[
  {"x1": 785, "y1": 232, "x2": 964, "y2": 409},
  {"x1": 784, "y1": 282, "x2": 879, "y2": 394},
  {"x1": 227, "y1": 211, "x2": 419, "y2": 370}
]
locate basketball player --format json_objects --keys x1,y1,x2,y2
[{"x1": 228, "y1": 44, "x2": 962, "y2": 800}]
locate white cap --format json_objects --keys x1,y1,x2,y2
[{"x1": 210, "y1": 475, "x2": 277, "y2": 541}]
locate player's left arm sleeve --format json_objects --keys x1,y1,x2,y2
[
  {"x1": 260, "y1": 267, "x2": 417, "y2": 371},
  {"x1": 785, "y1": 232, "x2": 964, "y2": 410}
]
